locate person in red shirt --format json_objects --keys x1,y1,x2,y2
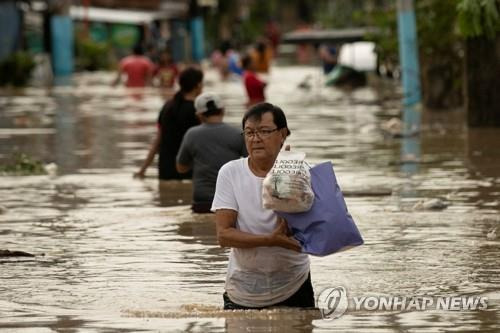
[
  {"x1": 154, "y1": 50, "x2": 179, "y2": 89},
  {"x1": 113, "y1": 44, "x2": 154, "y2": 88},
  {"x1": 242, "y1": 54, "x2": 266, "y2": 107}
]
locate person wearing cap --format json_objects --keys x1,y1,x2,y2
[{"x1": 176, "y1": 92, "x2": 247, "y2": 213}]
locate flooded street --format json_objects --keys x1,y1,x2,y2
[{"x1": 1, "y1": 66, "x2": 499, "y2": 332}]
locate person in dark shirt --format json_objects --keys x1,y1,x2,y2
[{"x1": 134, "y1": 67, "x2": 203, "y2": 180}]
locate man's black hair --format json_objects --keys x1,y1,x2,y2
[
  {"x1": 256, "y1": 41, "x2": 266, "y2": 54},
  {"x1": 219, "y1": 40, "x2": 232, "y2": 55},
  {"x1": 133, "y1": 44, "x2": 144, "y2": 55},
  {"x1": 178, "y1": 67, "x2": 203, "y2": 93},
  {"x1": 241, "y1": 54, "x2": 252, "y2": 70},
  {"x1": 242, "y1": 103, "x2": 290, "y2": 136},
  {"x1": 166, "y1": 67, "x2": 203, "y2": 113}
]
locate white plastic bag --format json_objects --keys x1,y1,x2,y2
[{"x1": 262, "y1": 151, "x2": 314, "y2": 213}]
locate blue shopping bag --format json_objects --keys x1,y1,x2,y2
[{"x1": 277, "y1": 162, "x2": 363, "y2": 256}]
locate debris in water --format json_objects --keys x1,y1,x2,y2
[
  {"x1": 486, "y1": 227, "x2": 497, "y2": 240},
  {"x1": 44, "y1": 162, "x2": 58, "y2": 177},
  {"x1": 0, "y1": 249, "x2": 36, "y2": 257},
  {"x1": 412, "y1": 198, "x2": 448, "y2": 211}
]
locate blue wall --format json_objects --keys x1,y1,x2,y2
[
  {"x1": 0, "y1": 1, "x2": 21, "y2": 61},
  {"x1": 51, "y1": 15, "x2": 74, "y2": 76},
  {"x1": 190, "y1": 17, "x2": 204, "y2": 62}
]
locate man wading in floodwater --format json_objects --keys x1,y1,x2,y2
[
  {"x1": 176, "y1": 92, "x2": 246, "y2": 213},
  {"x1": 211, "y1": 103, "x2": 314, "y2": 309},
  {"x1": 134, "y1": 67, "x2": 203, "y2": 180}
]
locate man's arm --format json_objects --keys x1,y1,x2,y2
[
  {"x1": 176, "y1": 132, "x2": 192, "y2": 174},
  {"x1": 112, "y1": 67, "x2": 123, "y2": 87},
  {"x1": 145, "y1": 61, "x2": 154, "y2": 86},
  {"x1": 134, "y1": 128, "x2": 161, "y2": 178},
  {"x1": 215, "y1": 209, "x2": 301, "y2": 252}
]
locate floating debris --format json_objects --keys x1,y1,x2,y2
[
  {"x1": 486, "y1": 227, "x2": 497, "y2": 240},
  {"x1": 44, "y1": 162, "x2": 58, "y2": 177},
  {"x1": 380, "y1": 117, "x2": 403, "y2": 137},
  {"x1": 0, "y1": 249, "x2": 36, "y2": 257},
  {"x1": 412, "y1": 198, "x2": 449, "y2": 211}
]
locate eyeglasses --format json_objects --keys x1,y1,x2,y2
[{"x1": 242, "y1": 128, "x2": 279, "y2": 139}]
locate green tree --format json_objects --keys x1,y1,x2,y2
[{"x1": 457, "y1": 0, "x2": 500, "y2": 126}]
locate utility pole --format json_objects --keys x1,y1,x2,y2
[
  {"x1": 397, "y1": 0, "x2": 421, "y2": 107},
  {"x1": 397, "y1": 0, "x2": 421, "y2": 175},
  {"x1": 397, "y1": 0, "x2": 421, "y2": 132},
  {"x1": 50, "y1": 0, "x2": 74, "y2": 76},
  {"x1": 189, "y1": 0, "x2": 204, "y2": 63}
]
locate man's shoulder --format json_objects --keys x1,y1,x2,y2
[
  {"x1": 219, "y1": 122, "x2": 241, "y2": 134},
  {"x1": 140, "y1": 56, "x2": 154, "y2": 67},
  {"x1": 184, "y1": 124, "x2": 204, "y2": 136},
  {"x1": 120, "y1": 56, "x2": 133, "y2": 66},
  {"x1": 219, "y1": 157, "x2": 246, "y2": 175}
]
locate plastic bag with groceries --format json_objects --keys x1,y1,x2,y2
[{"x1": 262, "y1": 151, "x2": 314, "y2": 213}]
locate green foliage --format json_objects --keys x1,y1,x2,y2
[
  {"x1": 366, "y1": 1, "x2": 463, "y2": 62},
  {"x1": 75, "y1": 38, "x2": 112, "y2": 71},
  {"x1": 0, "y1": 153, "x2": 47, "y2": 176},
  {"x1": 0, "y1": 52, "x2": 35, "y2": 87},
  {"x1": 366, "y1": 1, "x2": 465, "y2": 108},
  {"x1": 417, "y1": 0, "x2": 462, "y2": 56},
  {"x1": 240, "y1": 2, "x2": 274, "y2": 44},
  {"x1": 458, "y1": 0, "x2": 500, "y2": 38},
  {"x1": 363, "y1": 6, "x2": 399, "y2": 64},
  {"x1": 318, "y1": 0, "x2": 366, "y2": 28}
]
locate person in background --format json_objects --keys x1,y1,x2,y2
[
  {"x1": 250, "y1": 39, "x2": 273, "y2": 73},
  {"x1": 265, "y1": 19, "x2": 281, "y2": 54},
  {"x1": 176, "y1": 92, "x2": 247, "y2": 213},
  {"x1": 242, "y1": 54, "x2": 266, "y2": 107},
  {"x1": 211, "y1": 103, "x2": 313, "y2": 310},
  {"x1": 113, "y1": 44, "x2": 155, "y2": 88},
  {"x1": 319, "y1": 44, "x2": 338, "y2": 74},
  {"x1": 154, "y1": 49, "x2": 179, "y2": 89},
  {"x1": 134, "y1": 67, "x2": 203, "y2": 180},
  {"x1": 212, "y1": 41, "x2": 243, "y2": 80}
]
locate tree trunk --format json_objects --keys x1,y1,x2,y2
[
  {"x1": 465, "y1": 35, "x2": 500, "y2": 127},
  {"x1": 420, "y1": 55, "x2": 463, "y2": 110}
]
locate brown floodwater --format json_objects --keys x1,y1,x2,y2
[{"x1": 0, "y1": 67, "x2": 499, "y2": 332}]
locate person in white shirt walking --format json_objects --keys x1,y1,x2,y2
[{"x1": 211, "y1": 102, "x2": 314, "y2": 309}]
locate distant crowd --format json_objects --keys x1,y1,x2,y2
[{"x1": 117, "y1": 38, "x2": 277, "y2": 213}]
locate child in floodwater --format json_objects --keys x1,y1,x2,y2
[{"x1": 154, "y1": 50, "x2": 179, "y2": 89}]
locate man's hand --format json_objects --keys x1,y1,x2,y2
[
  {"x1": 270, "y1": 217, "x2": 301, "y2": 252},
  {"x1": 133, "y1": 170, "x2": 145, "y2": 179}
]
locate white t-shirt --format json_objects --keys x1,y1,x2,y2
[{"x1": 211, "y1": 157, "x2": 310, "y2": 307}]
